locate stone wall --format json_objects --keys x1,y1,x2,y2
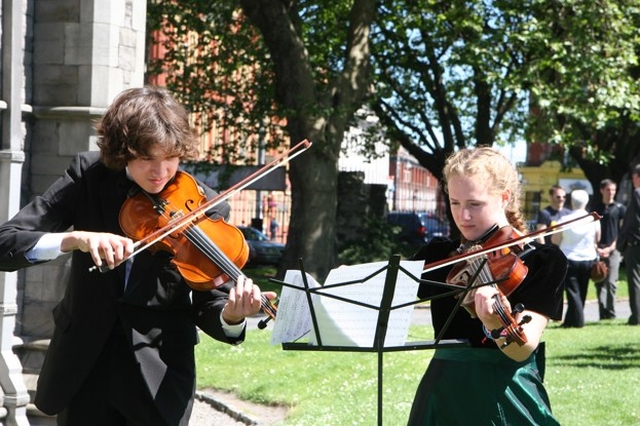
[
  {"x1": 20, "y1": 0, "x2": 147, "y2": 335},
  {"x1": 0, "y1": 1, "x2": 148, "y2": 423}
]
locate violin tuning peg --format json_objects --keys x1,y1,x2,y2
[
  {"x1": 512, "y1": 303, "x2": 525, "y2": 314},
  {"x1": 519, "y1": 315, "x2": 532, "y2": 326},
  {"x1": 490, "y1": 326, "x2": 506, "y2": 340}
]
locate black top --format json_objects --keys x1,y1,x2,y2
[
  {"x1": 536, "y1": 206, "x2": 572, "y2": 244},
  {"x1": 0, "y1": 152, "x2": 238, "y2": 422},
  {"x1": 413, "y1": 237, "x2": 567, "y2": 348},
  {"x1": 618, "y1": 188, "x2": 640, "y2": 251},
  {"x1": 593, "y1": 201, "x2": 626, "y2": 247}
]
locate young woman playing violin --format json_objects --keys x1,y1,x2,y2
[
  {"x1": 407, "y1": 147, "x2": 567, "y2": 426},
  {"x1": 0, "y1": 86, "x2": 274, "y2": 425}
]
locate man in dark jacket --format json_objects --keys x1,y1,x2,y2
[
  {"x1": 0, "y1": 87, "x2": 272, "y2": 425},
  {"x1": 617, "y1": 164, "x2": 640, "y2": 326},
  {"x1": 594, "y1": 179, "x2": 626, "y2": 320}
]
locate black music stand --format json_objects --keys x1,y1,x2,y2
[{"x1": 269, "y1": 254, "x2": 472, "y2": 426}]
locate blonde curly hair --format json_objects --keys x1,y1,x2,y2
[{"x1": 443, "y1": 146, "x2": 529, "y2": 234}]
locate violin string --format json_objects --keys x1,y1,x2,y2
[
  {"x1": 179, "y1": 220, "x2": 277, "y2": 318},
  {"x1": 183, "y1": 222, "x2": 273, "y2": 311},
  {"x1": 154, "y1": 206, "x2": 241, "y2": 280},
  {"x1": 183, "y1": 223, "x2": 277, "y2": 318},
  {"x1": 468, "y1": 254, "x2": 521, "y2": 343}
]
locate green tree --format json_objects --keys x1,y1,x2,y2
[
  {"x1": 147, "y1": 2, "x2": 282, "y2": 162},
  {"x1": 369, "y1": 0, "x2": 640, "y2": 197},
  {"x1": 148, "y1": 0, "x2": 376, "y2": 280},
  {"x1": 531, "y1": 0, "x2": 640, "y2": 188},
  {"x1": 147, "y1": 1, "x2": 640, "y2": 276}
]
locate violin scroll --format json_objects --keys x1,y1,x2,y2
[{"x1": 486, "y1": 302, "x2": 531, "y2": 348}]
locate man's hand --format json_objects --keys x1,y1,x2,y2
[
  {"x1": 61, "y1": 231, "x2": 134, "y2": 270},
  {"x1": 222, "y1": 275, "x2": 276, "y2": 325}
]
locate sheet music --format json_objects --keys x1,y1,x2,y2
[
  {"x1": 271, "y1": 260, "x2": 423, "y2": 348},
  {"x1": 270, "y1": 270, "x2": 319, "y2": 345}
]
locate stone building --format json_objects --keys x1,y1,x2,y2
[{"x1": 0, "y1": 1, "x2": 147, "y2": 424}]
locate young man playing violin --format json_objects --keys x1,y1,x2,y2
[
  {"x1": 408, "y1": 147, "x2": 567, "y2": 426},
  {"x1": 0, "y1": 86, "x2": 274, "y2": 425}
]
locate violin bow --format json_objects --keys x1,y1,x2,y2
[
  {"x1": 422, "y1": 211, "x2": 602, "y2": 274},
  {"x1": 89, "y1": 139, "x2": 312, "y2": 272}
]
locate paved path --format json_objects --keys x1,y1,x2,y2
[
  {"x1": 408, "y1": 297, "x2": 632, "y2": 327},
  {"x1": 247, "y1": 297, "x2": 632, "y2": 329}
]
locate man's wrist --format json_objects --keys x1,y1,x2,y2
[
  {"x1": 220, "y1": 311, "x2": 246, "y2": 338},
  {"x1": 26, "y1": 233, "x2": 65, "y2": 261},
  {"x1": 221, "y1": 309, "x2": 245, "y2": 326}
]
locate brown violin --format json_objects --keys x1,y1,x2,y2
[
  {"x1": 89, "y1": 139, "x2": 312, "y2": 328},
  {"x1": 118, "y1": 170, "x2": 277, "y2": 326},
  {"x1": 119, "y1": 171, "x2": 250, "y2": 288},
  {"x1": 421, "y1": 212, "x2": 602, "y2": 346},
  {"x1": 446, "y1": 225, "x2": 531, "y2": 347},
  {"x1": 422, "y1": 212, "x2": 601, "y2": 275}
]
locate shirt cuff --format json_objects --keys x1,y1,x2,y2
[
  {"x1": 26, "y1": 233, "x2": 65, "y2": 261},
  {"x1": 220, "y1": 312, "x2": 246, "y2": 338}
]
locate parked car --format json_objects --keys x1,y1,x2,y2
[
  {"x1": 238, "y1": 226, "x2": 285, "y2": 266},
  {"x1": 386, "y1": 212, "x2": 426, "y2": 245},
  {"x1": 417, "y1": 213, "x2": 450, "y2": 240},
  {"x1": 386, "y1": 212, "x2": 450, "y2": 245}
]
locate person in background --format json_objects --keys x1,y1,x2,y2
[
  {"x1": 593, "y1": 179, "x2": 626, "y2": 320},
  {"x1": 0, "y1": 86, "x2": 274, "y2": 425},
  {"x1": 408, "y1": 147, "x2": 566, "y2": 426},
  {"x1": 536, "y1": 184, "x2": 572, "y2": 244},
  {"x1": 270, "y1": 217, "x2": 279, "y2": 241},
  {"x1": 551, "y1": 189, "x2": 601, "y2": 328},
  {"x1": 617, "y1": 164, "x2": 640, "y2": 326},
  {"x1": 265, "y1": 191, "x2": 277, "y2": 217}
]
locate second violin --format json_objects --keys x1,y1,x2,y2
[{"x1": 446, "y1": 225, "x2": 531, "y2": 347}]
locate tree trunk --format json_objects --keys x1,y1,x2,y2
[
  {"x1": 285, "y1": 138, "x2": 339, "y2": 280},
  {"x1": 241, "y1": 0, "x2": 375, "y2": 280}
]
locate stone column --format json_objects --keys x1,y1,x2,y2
[
  {"x1": 4, "y1": 0, "x2": 147, "y2": 423},
  {"x1": 0, "y1": 0, "x2": 32, "y2": 423}
]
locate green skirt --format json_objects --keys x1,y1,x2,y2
[{"x1": 407, "y1": 345, "x2": 560, "y2": 426}]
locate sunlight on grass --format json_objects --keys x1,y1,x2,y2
[
  {"x1": 543, "y1": 321, "x2": 640, "y2": 426},
  {"x1": 196, "y1": 328, "x2": 430, "y2": 425},
  {"x1": 197, "y1": 319, "x2": 639, "y2": 426},
  {"x1": 197, "y1": 267, "x2": 637, "y2": 425}
]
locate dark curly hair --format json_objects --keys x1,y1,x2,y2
[{"x1": 96, "y1": 86, "x2": 199, "y2": 170}]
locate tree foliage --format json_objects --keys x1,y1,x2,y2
[
  {"x1": 369, "y1": 0, "x2": 640, "y2": 187},
  {"x1": 524, "y1": 0, "x2": 640, "y2": 174},
  {"x1": 146, "y1": 0, "x2": 640, "y2": 276},
  {"x1": 147, "y1": 0, "x2": 376, "y2": 280},
  {"x1": 370, "y1": 0, "x2": 532, "y2": 180},
  {"x1": 147, "y1": 1, "x2": 281, "y2": 164}
]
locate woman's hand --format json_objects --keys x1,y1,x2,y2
[
  {"x1": 61, "y1": 230, "x2": 134, "y2": 270},
  {"x1": 474, "y1": 285, "x2": 511, "y2": 330},
  {"x1": 474, "y1": 284, "x2": 548, "y2": 361}
]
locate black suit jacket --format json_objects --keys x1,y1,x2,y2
[{"x1": 0, "y1": 152, "x2": 241, "y2": 424}]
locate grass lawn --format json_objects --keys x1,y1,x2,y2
[{"x1": 195, "y1": 266, "x2": 639, "y2": 425}]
